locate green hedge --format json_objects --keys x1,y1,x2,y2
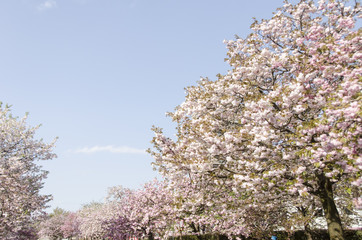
[
  {"x1": 274, "y1": 230, "x2": 362, "y2": 240},
  {"x1": 167, "y1": 230, "x2": 362, "y2": 240}
]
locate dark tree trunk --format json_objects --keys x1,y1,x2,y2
[
  {"x1": 190, "y1": 222, "x2": 199, "y2": 233},
  {"x1": 317, "y1": 174, "x2": 344, "y2": 240},
  {"x1": 190, "y1": 222, "x2": 202, "y2": 240},
  {"x1": 304, "y1": 223, "x2": 313, "y2": 240},
  {"x1": 147, "y1": 232, "x2": 154, "y2": 240},
  {"x1": 298, "y1": 206, "x2": 313, "y2": 240}
]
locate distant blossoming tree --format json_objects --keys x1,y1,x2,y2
[
  {"x1": 106, "y1": 180, "x2": 175, "y2": 240},
  {"x1": 103, "y1": 216, "x2": 137, "y2": 240},
  {"x1": 77, "y1": 201, "x2": 114, "y2": 239},
  {"x1": 38, "y1": 208, "x2": 67, "y2": 240},
  {"x1": 61, "y1": 212, "x2": 80, "y2": 239},
  {"x1": 38, "y1": 208, "x2": 81, "y2": 240},
  {"x1": 150, "y1": 1, "x2": 361, "y2": 240}
]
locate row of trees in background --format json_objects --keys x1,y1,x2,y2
[
  {"x1": 39, "y1": 180, "x2": 173, "y2": 240},
  {"x1": 37, "y1": 175, "x2": 361, "y2": 240},
  {"x1": 1, "y1": 0, "x2": 361, "y2": 239}
]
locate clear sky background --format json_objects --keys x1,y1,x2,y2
[{"x1": 0, "y1": 0, "x2": 284, "y2": 212}]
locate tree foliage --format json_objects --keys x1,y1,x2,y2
[{"x1": 0, "y1": 105, "x2": 56, "y2": 239}]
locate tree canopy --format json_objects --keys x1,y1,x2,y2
[
  {"x1": 150, "y1": 1, "x2": 361, "y2": 239},
  {"x1": 0, "y1": 105, "x2": 56, "y2": 239}
]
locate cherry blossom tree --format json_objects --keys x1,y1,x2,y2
[
  {"x1": 38, "y1": 208, "x2": 81, "y2": 240},
  {"x1": 164, "y1": 173, "x2": 247, "y2": 238},
  {"x1": 152, "y1": 153, "x2": 292, "y2": 239},
  {"x1": 38, "y1": 208, "x2": 68, "y2": 240},
  {"x1": 101, "y1": 186, "x2": 141, "y2": 239},
  {"x1": 150, "y1": 1, "x2": 361, "y2": 240},
  {"x1": 61, "y1": 212, "x2": 80, "y2": 239},
  {"x1": 103, "y1": 216, "x2": 137, "y2": 240},
  {"x1": 107, "y1": 179, "x2": 175, "y2": 240},
  {"x1": 77, "y1": 201, "x2": 115, "y2": 239},
  {"x1": 0, "y1": 105, "x2": 56, "y2": 239}
]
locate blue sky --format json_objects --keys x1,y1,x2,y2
[{"x1": 0, "y1": 0, "x2": 284, "y2": 211}]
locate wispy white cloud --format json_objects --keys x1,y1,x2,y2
[
  {"x1": 37, "y1": 0, "x2": 57, "y2": 11},
  {"x1": 74, "y1": 145, "x2": 146, "y2": 155}
]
